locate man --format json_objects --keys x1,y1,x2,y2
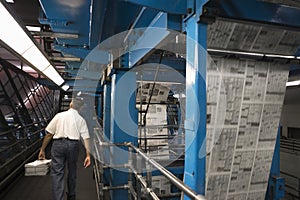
[{"x1": 38, "y1": 98, "x2": 91, "y2": 200}]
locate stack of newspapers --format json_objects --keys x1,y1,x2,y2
[{"x1": 24, "y1": 159, "x2": 51, "y2": 176}]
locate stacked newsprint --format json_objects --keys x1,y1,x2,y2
[{"x1": 24, "y1": 159, "x2": 51, "y2": 176}]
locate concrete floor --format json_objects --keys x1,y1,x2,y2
[{"x1": 2, "y1": 143, "x2": 98, "y2": 200}]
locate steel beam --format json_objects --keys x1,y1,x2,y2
[
  {"x1": 49, "y1": 57, "x2": 81, "y2": 62},
  {"x1": 206, "y1": 0, "x2": 300, "y2": 30},
  {"x1": 66, "y1": 69, "x2": 102, "y2": 80},
  {"x1": 103, "y1": 83, "x2": 111, "y2": 141},
  {"x1": 39, "y1": 0, "x2": 91, "y2": 46},
  {"x1": 127, "y1": 13, "x2": 169, "y2": 68},
  {"x1": 266, "y1": 128, "x2": 285, "y2": 199},
  {"x1": 123, "y1": 0, "x2": 187, "y2": 15},
  {"x1": 135, "y1": 63, "x2": 185, "y2": 83},
  {"x1": 31, "y1": 32, "x2": 79, "y2": 39},
  {"x1": 0, "y1": 61, "x2": 33, "y2": 124},
  {"x1": 110, "y1": 70, "x2": 138, "y2": 199},
  {"x1": 102, "y1": 82, "x2": 111, "y2": 185},
  {"x1": 54, "y1": 45, "x2": 109, "y2": 64},
  {"x1": 89, "y1": 0, "x2": 108, "y2": 48},
  {"x1": 97, "y1": 94, "x2": 102, "y2": 119},
  {"x1": 64, "y1": 79, "x2": 99, "y2": 87},
  {"x1": 184, "y1": 0, "x2": 208, "y2": 198},
  {"x1": 15, "y1": 74, "x2": 39, "y2": 121},
  {"x1": 0, "y1": 80, "x2": 22, "y2": 126}
]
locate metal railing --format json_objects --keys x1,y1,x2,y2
[
  {"x1": 0, "y1": 120, "x2": 48, "y2": 191},
  {"x1": 280, "y1": 138, "x2": 300, "y2": 154},
  {"x1": 281, "y1": 171, "x2": 300, "y2": 199},
  {"x1": 93, "y1": 127, "x2": 206, "y2": 200}
]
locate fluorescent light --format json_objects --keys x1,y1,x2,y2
[
  {"x1": 43, "y1": 65, "x2": 64, "y2": 86},
  {"x1": 0, "y1": 5, "x2": 34, "y2": 55},
  {"x1": 62, "y1": 84, "x2": 70, "y2": 91},
  {"x1": 0, "y1": 3, "x2": 64, "y2": 86},
  {"x1": 286, "y1": 80, "x2": 300, "y2": 87},
  {"x1": 208, "y1": 49, "x2": 298, "y2": 59},
  {"x1": 16, "y1": 65, "x2": 36, "y2": 72},
  {"x1": 265, "y1": 54, "x2": 295, "y2": 59},
  {"x1": 22, "y1": 45, "x2": 50, "y2": 71},
  {"x1": 5, "y1": 0, "x2": 14, "y2": 3},
  {"x1": 26, "y1": 26, "x2": 41, "y2": 32},
  {"x1": 207, "y1": 49, "x2": 264, "y2": 57}
]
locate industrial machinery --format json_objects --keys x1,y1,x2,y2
[{"x1": 1, "y1": 0, "x2": 300, "y2": 199}]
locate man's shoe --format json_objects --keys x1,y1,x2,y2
[{"x1": 66, "y1": 192, "x2": 76, "y2": 200}]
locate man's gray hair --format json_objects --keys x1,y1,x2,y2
[{"x1": 72, "y1": 98, "x2": 84, "y2": 110}]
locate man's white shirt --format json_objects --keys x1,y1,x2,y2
[{"x1": 46, "y1": 108, "x2": 90, "y2": 140}]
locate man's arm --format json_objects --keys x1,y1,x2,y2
[
  {"x1": 83, "y1": 138, "x2": 91, "y2": 168},
  {"x1": 38, "y1": 133, "x2": 53, "y2": 160}
]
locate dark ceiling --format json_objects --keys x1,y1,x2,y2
[
  {"x1": 6, "y1": 0, "x2": 40, "y2": 26},
  {"x1": 1, "y1": 0, "x2": 300, "y2": 92}
]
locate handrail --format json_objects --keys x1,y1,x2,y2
[
  {"x1": 0, "y1": 138, "x2": 42, "y2": 188},
  {"x1": 93, "y1": 122, "x2": 204, "y2": 200},
  {"x1": 94, "y1": 140, "x2": 205, "y2": 199},
  {"x1": 285, "y1": 184, "x2": 299, "y2": 193},
  {"x1": 281, "y1": 171, "x2": 300, "y2": 180},
  {"x1": 127, "y1": 143, "x2": 206, "y2": 200},
  {"x1": 0, "y1": 127, "x2": 44, "y2": 154},
  {"x1": 0, "y1": 119, "x2": 49, "y2": 137},
  {"x1": 280, "y1": 170, "x2": 300, "y2": 198},
  {"x1": 280, "y1": 138, "x2": 300, "y2": 155}
]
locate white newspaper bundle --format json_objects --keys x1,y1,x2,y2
[{"x1": 24, "y1": 159, "x2": 51, "y2": 176}]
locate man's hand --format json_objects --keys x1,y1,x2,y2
[
  {"x1": 38, "y1": 133, "x2": 53, "y2": 160},
  {"x1": 38, "y1": 150, "x2": 45, "y2": 160},
  {"x1": 83, "y1": 156, "x2": 91, "y2": 168}
]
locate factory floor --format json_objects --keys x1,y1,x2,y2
[{"x1": 1, "y1": 143, "x2": 97, "y2": 200}]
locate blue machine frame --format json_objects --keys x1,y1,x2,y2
[{"x1": 36, "y1": 0, "x2": 300, "y2": 199}]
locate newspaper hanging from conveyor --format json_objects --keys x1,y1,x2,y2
[{"x1": 205, "y1": 56, "x2": 289, "y2": 200}]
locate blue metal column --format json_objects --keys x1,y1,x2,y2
[
  {"x1": 265, "y1": 127, "x2": 285, "y2": 200},
  {"x1": 97, "y1": 94, "x2": 102, "y2": 119},
  {"x1": 104, "y1": 83, "x2": 111, "y2": 141},
  {"x1": 184, "y1": 1, "x2": 208, "y2": 198},
  {"x1": 103, "y1": 82, "x2": 111, "y2": 184},
  {"x1": 110, "y1": 70, "x2": 138, "y2": 199}
]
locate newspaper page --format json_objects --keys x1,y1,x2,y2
[{"x1": 206, "y1": 57, "x2": 289, "y2": 199}]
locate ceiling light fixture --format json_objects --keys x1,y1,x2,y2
[
  {"x1": 26, "y1": 26, "x2": 41, "y2": 32},
  {"x1": 208, "y1": 49, "x2": 264, "y2": 57},
  {"x1": 61, "y1": 84, "x2": 70, "y2": 91},
  {"x1": 0, "y1": 2, "x2": 64, "y2": 86},
  {"x1": 265, "y1": 54, "x2": 295, "y2": 59},
  {"x1": 208, "y1": 49, "x2": 298, "y2": 60},
  {"x1": 286, "y1": 80, "x2": 300, "y2": 87}
]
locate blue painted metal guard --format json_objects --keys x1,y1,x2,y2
[
  {"x1": 184, "y1": 17, "x2": 207, "y2": 198},
  {"x1": 110, "y1": 70, "x2": 138, "y2": 199},
  {"x1": 123, "y1": 0, "x2": 187, "y2": 15},
  {"x1": 127, "y1": 13, "x2": 169, "y2": 68},
  {"x1": 265, "y1": 127, "x2": 285, "y2": 200},
  {"x1": 183, "y1": 1, "x2": 209, "y2": 198},
  {"x1": 36, "y1": 0, "x2": 300, "y2": 198},
  {"x1": 39, "y1": 0, "x2": 92, "y2": 46}
]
